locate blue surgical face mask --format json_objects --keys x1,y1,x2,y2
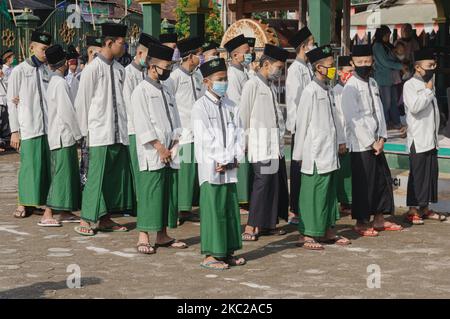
[
  {"x1": 212, "y1": 81, "x2": 228, "y2": 97},
  {"x1": 243, "y1": 53, "x2": 253, "y2": 65}
]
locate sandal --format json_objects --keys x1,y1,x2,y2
[
  {"x1": 406, "y1": 213, "x2": 424, "y2": 225},
  {"x1": 319, "y1": 235, "x2": 351, "y2": 246},
  {"x1": 422, "y1": 209, "x2": 447, "y2": 222},
  {"x1": 297, "y1": 239, "x2": 324, "y2": 250},
  {"x1": 241, "y1": 232, "x2": 258, "y2": 241},
  {"x1": 373, "y1": 222, "x2": 403, "y2": 232},
  {"x1": 59, "y1": 215, "x2": 81, "y2": 223},
  {"x1": 97, "y1": 224, "x2": 128, "y2": 232},
  {"x1": 74, "y1": 225, "x2": 95, "y2": 236},
  {"x1": 37, "y1": 218, "x2": 62, "y2": 227},
  {"x1": 200, "y1": 260, "x2": 229, "y2": 271},
  {"x1": 225, "y1": 256, "x2": 246, "y2": 266},
  {"x1": 13, "y1": 208, "x2": 31, "y2": 219},
  {"x1": 288, "y1": 216, "x2": 299, "y2": 225},
  {"x1": 155, "y1": 239, "x2": 188, "y2": 249},
  {"x1": 136, "y1": 243, "x2": 156, "y2": 255},
  {"x1": 354, "y1": 227, "x2": 379, "y2": 237}
]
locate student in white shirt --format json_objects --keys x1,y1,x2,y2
[
  {"x1": 240, "y1": 44, "x2": 290, "y2": 241},
  {"x1": 166, "y1": 36, "x2": 204, "y2": 223},
  {"x1": 44, "y1": 44, "x2": 83, "y2": 227},
  {"x1": 74, "y1": 23, "x2": 133, "y2": 236},
  {"x1": 77, "y1": 36, "x2": 102, "y2": 189},
  {"x1": 1, "y1": 49, "x2": 15, "y2": 84},
  {"x1": 123, "y1": 32, "x2": 160, "y2": 216},
  {"x1": 293, "y1": 45, "x2": 349, "y2": 250},
  {"x1": 132, "y1": 42, "x2": 188, "y2": 254},
  {"x1": 286, "y1": 26, "x2": 315, "y2": 224},
  {"x1": 65, "y1": 45, "x2": 80, "y2": 101},
  {"x1": 0, "y1": 58, "x2": 10, "y2": 152},
  {"x1": 342, "y1": 45, "x2": 402, "y2": 237},
  {"x1": 245, "y1": 37, "x2": 258, "y2": 78},
  {"x1": 223, "y1": 34, "x2": 252, "y2": 210},
  {"x1": 404, "y1": 48, "x2": 446, "y2": 224},
  {"x1": 193, "y1": 57, "x2": 246, "y2": 270},
  {"x1": 334, "y1": 55, "x2": 354, "y2": 216},
  {"x1": 7, "y1": 31, "x2": 52, "y2": 219}
]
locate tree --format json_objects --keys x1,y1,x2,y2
[
  {"x1": 174, "y1": 0, "x2": 190, "y2": 38},
  {"x1": 205, "y1": 0, "x2": 224, "y2": 43}
]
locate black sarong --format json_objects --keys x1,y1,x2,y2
[
  {"x1": 351, "y1": 150, "x2": 394, "y2": 222},
  {"x1": 407, "y1": 143, "x2": 438, "y2": 207},
  {"x1": 248, "y1": 157, "x2": 289, "y2": 229}
]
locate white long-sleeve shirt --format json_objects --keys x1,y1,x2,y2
[
  {"x1": 403, "y1": 75, "x2": 440, "y2": 153},
  {"x1": 123, "y1": 62, "x2": 145, "y2": 135},
  {"x1": 240, "y1": 73, "x2": 285, "y2": 163},
  {"x1": 75, "y1": 53, "x2": 129, "y2": 147},
  {"x1": 0, "y1": 78, "x2": 6, "y2": 105},
  {"x1": 192, "y1": 90, "x2": 244, "y2": 185},
  {"x1": 341, "y1": 74, "x2": 387, "y2": 152},
  {"x1": 226, "y1": 63, "x2": 248, "y2": 107},
  {"x1": 166, "y1": 65, "x2": 203, "y2": 145},
  {"x1": 285, "y1": 58, "x2": 313, "y2": 134},
  {"x1": 293, "y1": 78, "x2": 345, "y2": 174},
  {"x1": 47, "y1": 73, "x2": 82, "y2": 150},
  {"x1": 333, "y1": 82, "x2": 348, "y2": 144},
  {"x1": 132, "y1": 77, "x2": 181, "y2": 171},
  {"x1": 6, "y1": 59, "x2": 50, "y2": 140}
]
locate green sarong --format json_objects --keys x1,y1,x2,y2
[
  {"x1": 81, "y1": 143, "x2": 134, "y2": 223},
  {"x1": 46, "y1": 144, "x2": 81, "y2": 211},
  {"x1": 128, "y1": 134, "x2": 139, "y2": 215},
  {"x1": 236, "y1": 155, "x2": 253, "y2": 204},
  {"x1": 337, "y1": 152, "x2": 352, "y2": 205},
  {"x1": 136, "y1": 167, "x2": 178, "y2": 232},
  {"x1": 298, "y1": 166, "x2": 339, "y2": 237},
  {"x1": 200, "y1": 182, "x2": 242, "y2": 258},
  {"x1": 18, "y1": 135, "x2": 51, "y2": 206},
  {"x1": 178, "y1": 143, "x2": 200, "y2": 211}
]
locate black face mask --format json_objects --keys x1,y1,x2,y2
[
  {"x1": 155, "y1": 66, "x2": 171, "y2": 81},
  {"x1": 354, "y1": 65, "x2": 372, "y2": 80},
  {"x1": 421, "y1": 68, "x2": 435, "y2": 83}
]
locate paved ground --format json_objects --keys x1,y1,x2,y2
[{"x1": 1, "y1": 151, "x2": 450, "y2": 299}]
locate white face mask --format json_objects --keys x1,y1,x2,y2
[{"x1": 396, "y1": 54, "x2": 405, "y2": 61}]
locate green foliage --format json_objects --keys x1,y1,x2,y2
[
  {"x1": 175, "y1": 0, "x2": 190, "y2": 38},
  {"x1": 205, "y1": 0, "x2": 224, "y2": 43}
]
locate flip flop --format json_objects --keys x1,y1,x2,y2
[
  {"x1": 406, "y1": 213, "x2": 424, "y2": 225},
  {"x1": 319, "y1": 235, "x2": 352, "y2": 246},
  {"x1": 200, "y1": 261, "x2": 229, "y2": 271},
  {"x1": 59, "y1": 216, "x2": 81, "y2": 223},
  {"x1": 155, "y1": 239, "x2": 188, "y2": 249},
  {"x1": 136, "y1": 243, "x2": 156, "y2": 255},
  {"x1": 225, "y1": 256, "x2": 246, "y2": 266},
  {"x1": 97, "y1": 225, "x2": 128, "y2": 232},
  {"x1": 422, "y1": 210, "x2": 447, "y2": 222},
  {"x1": 288, "y1": 217, "x2": 299, "y2": 225},
  {"x1": 354, "y1": 227, "x2": 379, "y2": 237},
  {"x1": 241, "y1": 232, "x2": 258, "y2": 241},
  {"x1": 373, "y1": 224, "x2": 403, "y2": 232},
  {"x1": 74, "y1": 225, "x2": 95, "y2": 236},
  {"x1": 297, "y1": 239, "x2": 324, "y2": 250},
  {"x1": 37, "y1": 219, "x2": 62, "y2": 227},
  {"x1": 13, "y1": 208, "x2": 31, "y2": 219}
]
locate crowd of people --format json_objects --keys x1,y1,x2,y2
[{"x1": 0, "y1": 21, "x2": 447, "y2": 270}]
